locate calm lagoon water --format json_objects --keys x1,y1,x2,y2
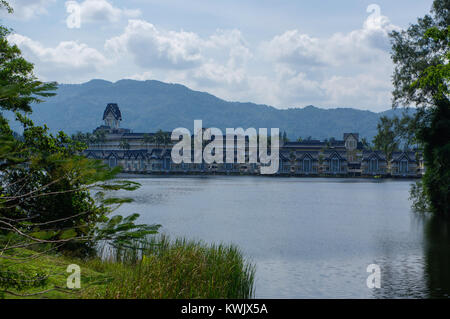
[{"x1": 114, "y1": 176, "x2": 450, "y2": 298}]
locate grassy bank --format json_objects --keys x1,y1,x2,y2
[{"x1": 0, "y1": 235, "x2": 255, "y2": 299}]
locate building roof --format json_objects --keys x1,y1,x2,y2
[
  {"x1": 295, "y1": 150, "x2": 320, "y2": 160},
  {"x1": 391, "y1": 151, "x2": 417, "y2": 163},
  {"x1": 344, "y1": 133, "x2": 359, "y2": 141},
  {"x1": 103, "y1": 103, "x2": 122, "y2": 121},
  {"x1": 362, "y1": 150, "x2": 387, "y2": 161},
  {"x1": 323, "y1": 150, "x2": 347, "y2": 161}
]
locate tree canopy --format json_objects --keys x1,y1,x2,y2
[{"x1": 390, "y1": 0, "x2": 449, "y2": 215}]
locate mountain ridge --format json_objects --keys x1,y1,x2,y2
[{"x1": 6, "y1": 79, "x2": 411, "y2": 140}]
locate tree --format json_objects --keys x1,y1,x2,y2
[
  {"x1": 0, "y1": 1, "x2": 12, "y2": 13},
  {"x1": 119, "y1": 139, "x2": 130, "y2": 151},
  {"x1": 143, "y1": 133, "x2": 154, "y2": 149},
  {"x1": 0, "y1": 27, "x2": 56, "y2": 113},
  {"x1": 282, "y1": 131, "x2": 289, "y2": 143},
  {"x1": 360, "y1": 137, "x2": 371, "y2": 150},
  {"x1": 162, "y1": 131, "x2": 171, "y2": 148},
  {"x1": 1, "y1": 113, "x2": 159, "y2": 251},
  {"x1": 372, "y1": 116, "x2": 400, "y2": 163},
  {"x1": 0, "y1": 2, "x2": 159, "y2": 295},
  {"x1": 390, "y1": 0, "x2": 449, "y2": 215},
  {"x1": 90, "y1": 130, "x2": 106, "y2": 148},
  {"x1": 154, "y1": 130, "x2": 163, "y2": 148}
]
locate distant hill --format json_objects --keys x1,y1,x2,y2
[{"x1": 6, "y1": 79, "x2": 413, "y2": 140}]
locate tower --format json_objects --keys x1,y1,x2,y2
[{"x1": 103, "y1": 103, "x2": 122, "y2": 129}]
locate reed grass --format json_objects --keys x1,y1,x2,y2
[{"x1": 82, "y1": 234, "x2": 256, "y2": 299}]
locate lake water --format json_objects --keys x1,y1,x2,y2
[{"x1": 114, "y1": 176, "x2": 450, "y2": 298}]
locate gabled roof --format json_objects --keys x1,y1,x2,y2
[
  {"x1": 84, "y1": 150, "x2": 105, "y2": 159},
  {"x1": 295, "y1": 151, "x2": 319, "y2": 160},
  {"x1": 362, "y1": 150, "x2": 387, "y2": 161},
  {"x1": 279, "y1": 152, "x2": 291, "y2": 162},
  {"x1": 103, "y1": 103, "x2": 122, "y2": 121},
  {"x1": 344, "y1": 133, "x2": 359, "y2": 141},
  {"x1": 391, "y1": 151, "x2": 417, "y2": 163},
  {"x1": 123, "y1": 150, "x2": 148, "y2": 159},
  {"x1": 323, "y1": 150, "x2": 347, "y2": 161}
]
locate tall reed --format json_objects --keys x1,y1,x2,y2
[{"x1": 84, "y1": 234, "x2": 255, "y2": 299}]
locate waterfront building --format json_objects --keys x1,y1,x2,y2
[
  {"x1": 82, "y1": 103, "x2": 422, "y2": 177},
  {"x1": 361, "y1": 151, "x2": 388, "y2": 176},
  {"x1": 390, "y1": 151, "x2": 419, "y2": 177}
]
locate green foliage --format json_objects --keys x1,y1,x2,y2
[
  {"x1": 0, "y1": 265, "x2": 48, "y2": 292},
  {"x1": 0, "y1": 115, "x2": 160, "y2": 257},
  {"x1": 0, "y1": 26, "x2": 57, "y2": 113},
  {"x1": 0, "y1": 10, "x2": 160, "y2": 295},
  {"x1": 390, "y1": 0, "x2": 449, "y2": 216},
  {"x1": 410, "y1": 180, "x2": 432, "y2": 213},
  {"x1": 118, "y1": 139, "x2": 130, "y2": 150},
  {"x1": 86, "y1": 235, "x2": 256, "y2": 299},
  {"x1": 372, "y1": 114, "x2": 416, "y2": 160},
  {"x1": 0, "y1": 3, "x2": 164, "y2": 297},
  {"x1": 0, "y1": 0, "x2": 12, "y2": 13},
  {"x1": 372, "y1": 116, "x2": 400, "y2": 162},
  {"x1": 0, "y1": 236, "x2": 256, "y2": 299}
]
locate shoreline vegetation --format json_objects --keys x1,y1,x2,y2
[{"x1": 0, "y1": 235, "x2": 255, "y2": 299}]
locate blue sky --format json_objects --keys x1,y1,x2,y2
[{"x1": 2, "y1": 0, "x2": 434, "y2": 111}]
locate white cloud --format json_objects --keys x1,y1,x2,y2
[
  {"x1": 105, "y1": 19, "x2": 204, "y2": 69},
  {"x1": 262, "y1": 4, "x2": 399, "y2": 68},
  {"x1": 76, "y1": 0, "x2": 141, "y2": 24},
  {"x1": 253, "y1": 4, "x2": 399, "y2": 109},
  {"x1": 321, "y1": 73, "x2": 393, "y2": 108},
  {"x1": 125, "y1": 71, "x2": 153, "y2": 81},
  {"x1": 4, "y1": 4, "x2": 401, "y2": 111},
  {"x1": 6, "y1": 0, "x2": 55, "y2": 20},
  {"x1": 8, "y1": 33, "x2": 110, "y2": 81}
]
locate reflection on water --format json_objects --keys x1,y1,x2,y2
[
  {"x1": 371, "y1": 214, "x2": 450, "y2": 299},
  {"x1": 423, "y1": 215, "x2": 450, "y2": 298},
  {"x1": 113, "y1": 176, "x2": 450, "y2": 298}
]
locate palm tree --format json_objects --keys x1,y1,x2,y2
[
  {"x1": 155, "y1": 129, "x2": 165, "y2": 149},
  {"x1": 119, "y1": 139, "x2": 130, "y2": 151},
  {"x1": 163, "y1": 132, "x2": 171, "y2": 148},
  {"x1": 361, "y1": 137, "x2": 371, "y2": 150},
  {"x1": 143, "y1": 133, "x2": 154, "y2": 149},
  {"x1": 94, "y1": 130, "x2": 106, "y2": 149}
]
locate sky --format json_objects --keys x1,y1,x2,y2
[{"x1": 1, "y1": 0, "x2": 435, "y2": 112}]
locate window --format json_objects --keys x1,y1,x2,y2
[
  {"x1": 331, "y1": 158, "x2": 340, "y2": 172},
  {"x1": 369, "y1": 158, "x2": 378, "y2": 172},
  {"x1": 346, "y1": 139, "x2": 356, "y2": 149},
  {"x1": 163, "y1": 158, "x2": 170, "y2": 169},
  {"x1": 303, "y1": 158, "x2": 311, "y2": 173},
  {"x1": 400, "y1": 159, "x2": 408, "y2": 174}
]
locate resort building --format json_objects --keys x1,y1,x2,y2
[{"x1": 83, "y1": 103, "x2": 423, "y2": 177}]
